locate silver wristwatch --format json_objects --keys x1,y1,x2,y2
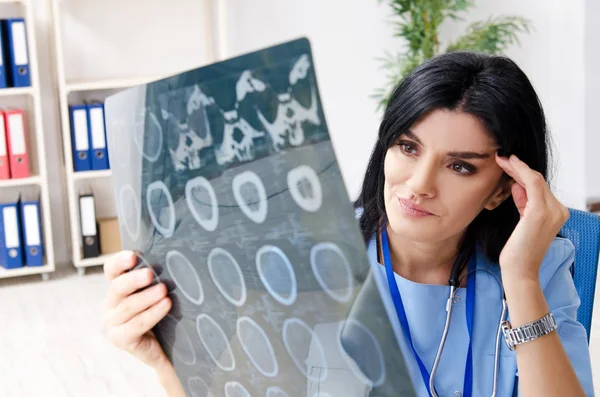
[{"x1": 501, "y1": 312, "x2": 557, "y2": 351}]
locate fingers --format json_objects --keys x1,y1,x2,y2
[
  {"x1": 104, "y1": 251, "x2": 137, "y2": 281},
  {"x1": 107, "y1": 282, "x2": 168, "y2": 327},
  {"x1": 107, "y1": 297, "x2": 172, "y2": 350},
  {"x1": 495, "y1": 153, "x2": 547, "y2": 205},
  {"x1": 496, "y1": 153, "x2": 569, "y2": 227},
  {"x1": 104, "y1": 267, "x2": 156, "y2": 310},
  {"x1": 511, "y1": 182, "x2": 528, "y2": 215}
]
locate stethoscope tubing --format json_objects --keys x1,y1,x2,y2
[{"x1": 429, "y1": 268, "x2": 507, "y2": 397}]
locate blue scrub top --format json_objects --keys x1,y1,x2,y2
[{"x1": 366, "y1": 234, "x2": 595, "y2": 396}]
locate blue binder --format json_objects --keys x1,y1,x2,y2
[
  {"x1": 0, "y1": 24, "x2": 8, "y2": 89},
  {"x1": 19, "y1": 194, "x2": 43, "y2": 267},
  {"x1": 2, "y1": 18, "x2": 31, "y2": 88},
  {"x1": 70, "y1": 104, "x2": 92, "y2": 172},
  {"x1": 87, "y1": 103, "x2": 110, "y2": 170},
  {"x1": 0, "y1": 197, "x2": 23, "y2": 269}
]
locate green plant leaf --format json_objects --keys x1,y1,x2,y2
[
  {"x1": 373, "y1": 1, "x2": 533, "y2": 110},
  {"x1": 443, "y1": 0, "x2": 473, "y2": 20},
  {"x1": 445, "y1": 0, "x2": 473, "y2": 13},
  {"x1": 445, "y1": 15, "x2": 532, "y2": 54}
]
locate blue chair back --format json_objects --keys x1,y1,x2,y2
[{"x1": 560, "y1": 208, "x2": 600, "y2": 342}]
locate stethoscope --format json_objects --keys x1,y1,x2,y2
[{"x1": 381, "y1": 224, "x2": 508, "y2": 397}]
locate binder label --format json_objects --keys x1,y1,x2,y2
[
  {"x1": 8, "y1": 113, "x2": 25, "y2": 155},
  {"x1": 24, "y1": 204, "x2": 40, "y2": 246},
  {"x1": 0, "y1": 115, "x2": 6, "y2": 157},
  {"x1": 3, "y1": 206, "x2": 19, "y2": 248},
  {"x1": 12, "y1": 22, "x2": 28, "y2": 66},
  {"x1": 74, "y1": 110, "x2": 89, "y2": 151},
  {"x1": 90, "y1": 107, "x2": 106, "y2": 149},
  {"x1": 80, "y1": 196, "x2": 97, "y2": 236}
]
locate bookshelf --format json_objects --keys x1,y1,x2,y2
[
  {"x1": 49, "y1": 0, "x2": 213, "y2": 274},
  {"x1": 0, "y1": 0, "x2": 55, "y2": 281}
]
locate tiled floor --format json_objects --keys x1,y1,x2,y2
[{"x1": 1, "y1": 265, "x2": 599, "y2": 397}]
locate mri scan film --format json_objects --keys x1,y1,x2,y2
[{"x1": 105, "y1": 38, "x2": 415, "y2": 397}]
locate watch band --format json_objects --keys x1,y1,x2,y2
[{"x1": 501, "y1": 312, "x2": 557, "y2": 351}]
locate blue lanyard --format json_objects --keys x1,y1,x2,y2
[{"x1": 382, "y1": 226, "x2": 476, "y2": 397}]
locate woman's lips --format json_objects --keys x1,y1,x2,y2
[{"x1": 397, "y1": 198, "x2": 435, "y2": 217}]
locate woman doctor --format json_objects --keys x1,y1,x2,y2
[{"x1": 102, "y1": 51, "x2": 594, "y2": 396}]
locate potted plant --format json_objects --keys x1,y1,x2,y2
[{"x1": 374, "y1": 0, "x2": 533, "y2": 109}]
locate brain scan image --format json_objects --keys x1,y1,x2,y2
[{"x1": 106, "y1": 38, "x2": 414, "y2": 397}]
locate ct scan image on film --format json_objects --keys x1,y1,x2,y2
[{"x1": 104, "y1": 38, "x2": 415, "y2": 397}]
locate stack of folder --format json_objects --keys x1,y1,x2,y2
[
  {"x1": 0, "y1": 18, "x2": 32, "y2": 89},
  {"x1": 0, "y1": 192, "x2": 43, "y2": 269},
  {"x1": 0, "y1": 107, "x2": 31, "y2": 180},
  {"x1": 69, "y1": 102, "x2": 110, "y2": 172}
]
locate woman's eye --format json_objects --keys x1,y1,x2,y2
[
  {"x1": 399, "y1": 143, "x2": 417, "y2": 154},
  {"x1": 450, "y1": 162, "x2": 476, "y2": 175}
]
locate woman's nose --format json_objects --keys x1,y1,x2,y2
[{"x1": 405, "y1": 161, "x2": 437, "y2": 198}]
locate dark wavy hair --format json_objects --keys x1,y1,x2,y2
[{"x1": 354, "y1": 51, "x2": 554, "y2": 264}]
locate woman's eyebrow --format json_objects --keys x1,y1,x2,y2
[
  {"x1": 403, "y1": 130, "x2": 492, "y2": 160},
  {"x1": 446, "y1": 151, "x2": 491, "y2": 160}
]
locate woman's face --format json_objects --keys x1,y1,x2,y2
[{"x1": 383, "y1": 109, "x2": 511, "y2": 243}]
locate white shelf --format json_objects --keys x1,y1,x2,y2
[
  {"x1": 0, "y1": 0, "x2": 57, "y2": 281},
  {"x1": 75, "y1": 254, "x2": 113, "y2": 268},
  {"x1": 66, "y1": 76, "x2": 165, "y2": 93},
  {"x1": 71, "y1": 169, "x2": 112, "y2": 181},
  {"x1": 0, "y1": 86, "x2": 33, "y2": 97},
  {"x1": 0, "y1": 175, "x2": 41, "y2": 188},
  {"x1": 0, "y1": 263, "x2": 53, "y2": 279}
]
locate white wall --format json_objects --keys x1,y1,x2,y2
[{"x1": 585, "y1": 0, "x2": 600, "y2": 201}]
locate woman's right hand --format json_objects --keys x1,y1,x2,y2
[{"x1": 102, "y1": 250, "x2": 173, "y2": 372}]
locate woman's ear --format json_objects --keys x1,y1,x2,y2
[{"x1": 484, "y1": 178, "x2": 514, "y2": 211}]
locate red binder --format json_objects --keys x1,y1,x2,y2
[
  {"x1": 0, "y1": 111, "x2": 10, "y2": 180},
  {"x1": 5, "y1": 109, "x2": 29, "y2": 179}
]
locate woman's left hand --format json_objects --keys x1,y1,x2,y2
[{"x1": 495, "y1": 153, "x2": 570, "y2": 282}]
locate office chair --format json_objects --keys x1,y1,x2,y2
[{"x1": 560, "y1": 208, "x2": 600, "y2": 343}]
